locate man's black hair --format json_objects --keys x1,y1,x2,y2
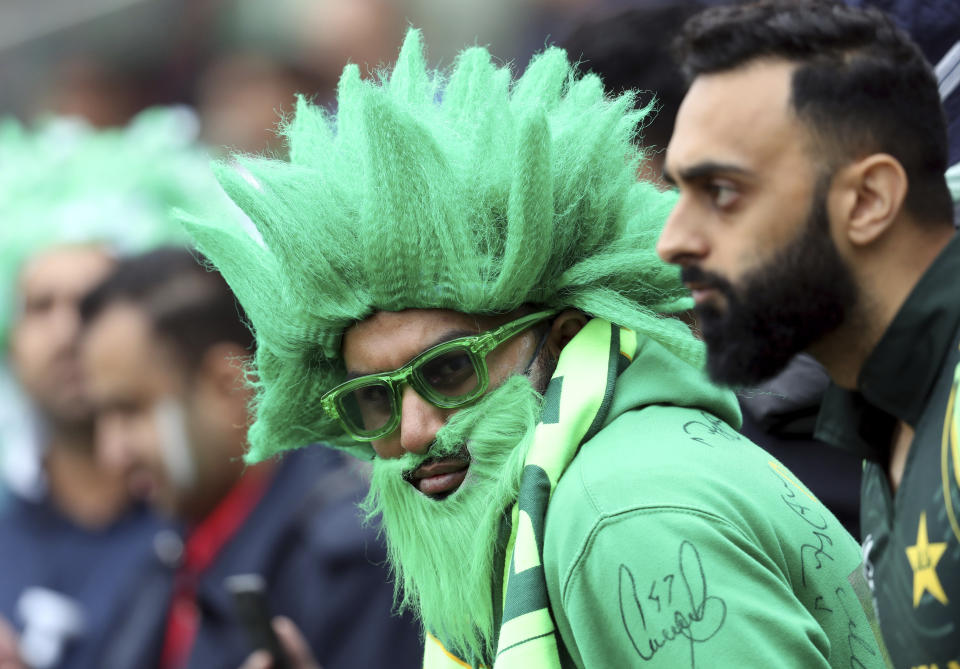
[
  {"x1": 561, "y1": 2, "x2": 705, "y2": 155},
  {"x1": 675, "y1": 0, "x2": 953, "y2": 225},
  {"x1": 80, "y1": 247, "x2": 255, "y2": 371}
]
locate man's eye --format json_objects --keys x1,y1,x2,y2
[
  {"x1": 421, "y1": 352, "x2": 475, "y2": 391},
  {"x1": 426, "y1": 354, "x2": 471, "y2": 381},
  {"x1": 358, "y1": 385, "x2": 390, "y2": 406},
  {"x1": 22, "y1": 295, "x2": 54, "y2": 316},
  {"x1": 706, "y1": 182, "x2": 739, "y2": 208}
]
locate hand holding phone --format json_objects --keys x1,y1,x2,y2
[
  {"x1": 238, "y1": 617, "x2": 323, "y2": 669},
  {"x1": 225, "y1": 574, "x2": 291, "y2": 669}
]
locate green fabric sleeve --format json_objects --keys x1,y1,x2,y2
[{"x1": 547, "y1": 507, "x2": 837, "y2": 669}]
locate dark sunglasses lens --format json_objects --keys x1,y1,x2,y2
[
  {"x1": 338, "y1": 381, "x2": 395, "y2": 436},
  {"x1": 419, "y1": 348, "x2": 480, "y2": 399}
]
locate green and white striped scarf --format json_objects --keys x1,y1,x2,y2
[{"x1": 425, "y1": 318, "x2": 637, "y2": 669}]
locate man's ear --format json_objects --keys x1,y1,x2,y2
[
  {"x1": 545, "y1": 309, "x2": 588, "y2": 359},
  {"x1": 831, "y1": 153, "x2": 908, "y2": 247},
  {"x1": 194, "y1": 342, "x2": 252, "y2": 427},
  {"x1": 197, "y1": 342, "x2": 252, "y2": 400}
]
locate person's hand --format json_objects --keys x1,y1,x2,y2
[
  {"x1": 238, "y1": 617, "x2": 321, "y2": 669},
  {"x1": 0, "y1": 616, "x2": 27, "y2": 669}
]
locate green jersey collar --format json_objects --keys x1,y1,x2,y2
[{"x1": 816, "y1": 231, "x2": 960, "y2": 461}]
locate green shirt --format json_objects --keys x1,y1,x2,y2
[
  {"x1": 543, "y1": 334, "x2": 891, "y2": 668},
  {"x1": 817, "y1": 232, "x2": 960, "y2": 669}
]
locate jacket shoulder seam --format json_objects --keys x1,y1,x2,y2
[{"x1": 558, "y1": 505, "x2": 750, "y2": 604}]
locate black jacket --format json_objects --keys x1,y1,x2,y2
[{"x1": 98, "y1": 447, "x2": 422, "y2": 669}]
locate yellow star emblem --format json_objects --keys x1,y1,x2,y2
[{"x1": 905, "y1": 512, "x2": 949, "y2": 608}]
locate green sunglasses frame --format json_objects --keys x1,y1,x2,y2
[{"x1": 321, "y1": 309, "x2": 559, "y2": 441}]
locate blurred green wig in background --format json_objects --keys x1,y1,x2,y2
[
  {"x1": 0, "y1": 107, "x2": 229, "y2": 499},
  {"x1": 0, "y1": 107, "x2": 222, "y2": 352},
  {"x1": 183, "y1": 28, "x2": 702, "y2": 462}
]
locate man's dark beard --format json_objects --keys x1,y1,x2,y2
[{"x1": 685, "y1": 186, "x2": 858, "y2": 387}]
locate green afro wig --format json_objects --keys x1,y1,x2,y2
[
  {"x1": 182, "y1": 29, "x2": 702, "y2": 462},
  {"x1": 0, "y1": 107, "x2": 224, "y2": 351}
]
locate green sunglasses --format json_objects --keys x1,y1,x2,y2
[{"x1": 321, "y1": 309, "x2": 558, "y2": 441}]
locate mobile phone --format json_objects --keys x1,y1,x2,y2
[{"x1": 224, "y1": 574, "x2": 291, "y2": 669}]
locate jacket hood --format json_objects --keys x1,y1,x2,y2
[{"x1": 602, "y1": 330, "x2": 742, "y2": 431}]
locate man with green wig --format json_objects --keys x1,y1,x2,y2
[{"x1": 189, "y1": 30, "x2": 892, "y2": 669}]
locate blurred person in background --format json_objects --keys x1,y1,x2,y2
[
  {"x1": 79, "y1": 247, "x2": 421, "y2": 669},
  {"x1": 196, "y1": 0, "x2": 404, "y2": 155},
  {"x1": 658, "y1": 1, "x2": 959, "y2": 664},
  {"x1": 0, "y1": 108, "x2": 208, "y2": 669},
  {"x1": 194, "y1": 30, "x2": 888, "y2": 669},
  {"x1": 3, "y1": 0, "x2": 406, "y2": 157},
  {"x1": 195, "y1": 53, "x2": 313, "y2": 156},
  {"x1": 1, "y1": 0, "x2": 577, "y2": 156},
  {"x1": 847, "y1": 0, "x2": 960, "y2": 168},
  {"x1": 852, "y1": 0, "x2": 960, "y2": 221},
  {"x1": 38, "y1": 58, "x2": 146, "y2": 129},
  {"x1": 561, "y1": 0, "x2": 864, "y2": 538},
  {"x1": 560, "y1": 1, "x2": 703, "y2": 187}
]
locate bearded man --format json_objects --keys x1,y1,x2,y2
[
  {"x1": 657, "y1": 2, "x2": 960, "y2": 665},
  {"x1": 188, "y1": 30, "x2": 891, "y2": 669}
]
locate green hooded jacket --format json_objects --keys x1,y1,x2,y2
[{"x1": 542, "y1": 332, "x2": 892, "y2": 669}]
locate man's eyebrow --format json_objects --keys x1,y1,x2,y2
[
  {"x1": 673, "y1": 161, "x2": 753, "y2": 183},
  {"x1": 343, "y1": 328, "x2": 479, "y2": 381}
]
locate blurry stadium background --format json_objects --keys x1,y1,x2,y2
[{"x1": 0, "y1": 0, "x2": 632, "y2": 155}]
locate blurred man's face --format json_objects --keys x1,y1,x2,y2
[
  {"x1": 9, "y1": 246, "x2": 113, "y2": 427},
  {"x1": 657, "y1": 59, "x2": 857, "y2": 385},
  {"x1": 81, "y1": 303, "x2": 206, "y2": 517}
]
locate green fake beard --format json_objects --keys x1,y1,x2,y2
[{"x1": 362, "y1": 376, "x2": 543, "y2": 661}]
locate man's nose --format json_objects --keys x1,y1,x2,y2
[
  {"x1": 95, "y1": 416, "x2": 134, "y2": 472},
  {"x1": 656, "y1": 198, "x2": 710, "y2": 266},
  {"x1": 398, "y1": 386, "x2": 445, "y2": 456},
  {"x1": 50, "y1": 303, "x2": 83, "y2": 352}
]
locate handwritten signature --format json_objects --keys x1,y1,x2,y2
[
  {"x1": 770, "y1": 466, "x2": 836, "y2": 587},
  {"x1": 834, "y1": 587, "x2": 879, "y2": 669},
  {"x1": 683, "y1": 411, "x2": 740, "y2": 447},
  {"x1": 619, "y1": 540, "x2": 727, "y2": 667}
]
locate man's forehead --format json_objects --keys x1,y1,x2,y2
[
  {"x1": 18, "y1": 245, "x2": 113, "y2": 297},
  {"x1": 85, "y1": 303, "x2": 152, "y2": 361},
  {"x1": 667, "y1": 59, "x2": 803, "y2": 177},
  {"x1": 346, "y1": 309, "x2": 488, "y2": 344},
  {"x1": 342, "y1": 308, "x2": 500, "y2": 372},
  {"x1": 84, "y1": 303, "x2": 167, "y2": 392}
]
